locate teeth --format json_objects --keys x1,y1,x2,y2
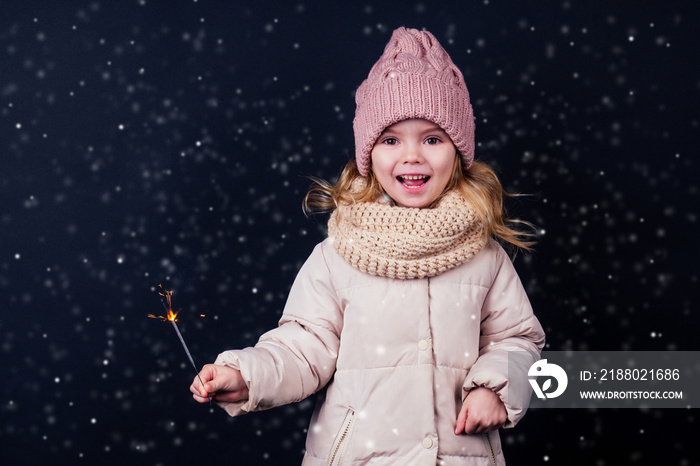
[{"x1": 399, "y1": 174, "x2": 429, "y2": 189}]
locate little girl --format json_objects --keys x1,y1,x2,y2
[{"x1": 191, "y1": 27, "x2": 545, "y2": 465}]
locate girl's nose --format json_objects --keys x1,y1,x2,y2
[{"x1": 402, "y1": 143, "x2": 424, "y2": 164}]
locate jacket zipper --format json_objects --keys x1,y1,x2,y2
[
  {"x1": 483, "y1": 432, "x2": 497, "y2": 466},
  {"x1": 328, "y1": 408, "x2": 356, "y2": 466}
]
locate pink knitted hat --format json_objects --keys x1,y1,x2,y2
[{"x1": 353, "y1": 27, "x2": 475, "y2": 176}]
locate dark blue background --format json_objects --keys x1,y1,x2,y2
[{"x1": 1, "y1": 1, "x2": 698, "y2": 464}]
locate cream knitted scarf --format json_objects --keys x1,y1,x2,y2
[{"x1": 327, "y1": 190, "x2": 486, "y2": 279}]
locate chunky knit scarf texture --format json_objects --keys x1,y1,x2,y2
[{"x1": 328, "y1": 191, "x2": 486, "y2": 279}]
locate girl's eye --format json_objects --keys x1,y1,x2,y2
[
  {"x1": 382, "y1": 137, "x2": 398, "y2": 145},
  {"x1": 425, "y1": 137, "x2": 441, "y2": 145}
]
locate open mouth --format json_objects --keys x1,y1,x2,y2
[{"x1": 398, "y1": 174, "x2": 430, "y2": 189}]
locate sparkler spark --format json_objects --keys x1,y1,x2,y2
[{"x1": 149, "y1": 285, "x2": 210, "y2": 402}]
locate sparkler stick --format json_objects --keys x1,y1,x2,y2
[
  {"x1": 170, "y1": 318, "x2": 201, "y2": 383},
  {"x1": 149, "y1": 285, "x2": 211, "y2": 402}
]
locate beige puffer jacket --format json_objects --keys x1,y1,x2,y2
[{"x1": 215, "y1": 238, "x2": 545, "y2": 465}]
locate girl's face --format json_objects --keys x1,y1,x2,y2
[{"x1": 370, "y1": 118, "x2": 457, "y2": 208}]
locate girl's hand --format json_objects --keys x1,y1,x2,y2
[
  {"x1": 190, "y1": 364, "x2": 249, "y2": 404},
  {"x1": 454, "y1": 387, "x2": 507, "y2": 435}
]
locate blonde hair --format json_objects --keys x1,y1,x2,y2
[{"x1": 303, "y1": 155, "x2": 535, "y2": 251}]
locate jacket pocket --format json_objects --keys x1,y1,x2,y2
[
  {"x1": 327, "y1": 407, "x2": 356, "y2": 466},
  {"x1": 482, "y1": 432, "x2": 497, "y2": 466}
]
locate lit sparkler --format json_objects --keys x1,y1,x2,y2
[{"x1": 149, "y1": 285, "x2": 209, "y2": 401}]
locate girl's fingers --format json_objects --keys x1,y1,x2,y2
[
  {"x1": 190, "y1": 383, "x2": 211, "y2": 403},
  {"x1": 455, "y1": 405, "x2": 468, "y2": 434}
]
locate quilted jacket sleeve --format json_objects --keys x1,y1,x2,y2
[
  {"x1": 462, "y1": 243, "x2": 546, "y2": 428},
  {"x1": 214, "y1": 243, "x2": 342, "y2": 416}
]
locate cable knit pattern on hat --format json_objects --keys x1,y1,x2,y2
[
  {"x1": 353, "y1": 27, "x2": 475, "y2": 176},
  {"x1": 327, "y1": 191, "x2": 486, "y2": 279}
]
